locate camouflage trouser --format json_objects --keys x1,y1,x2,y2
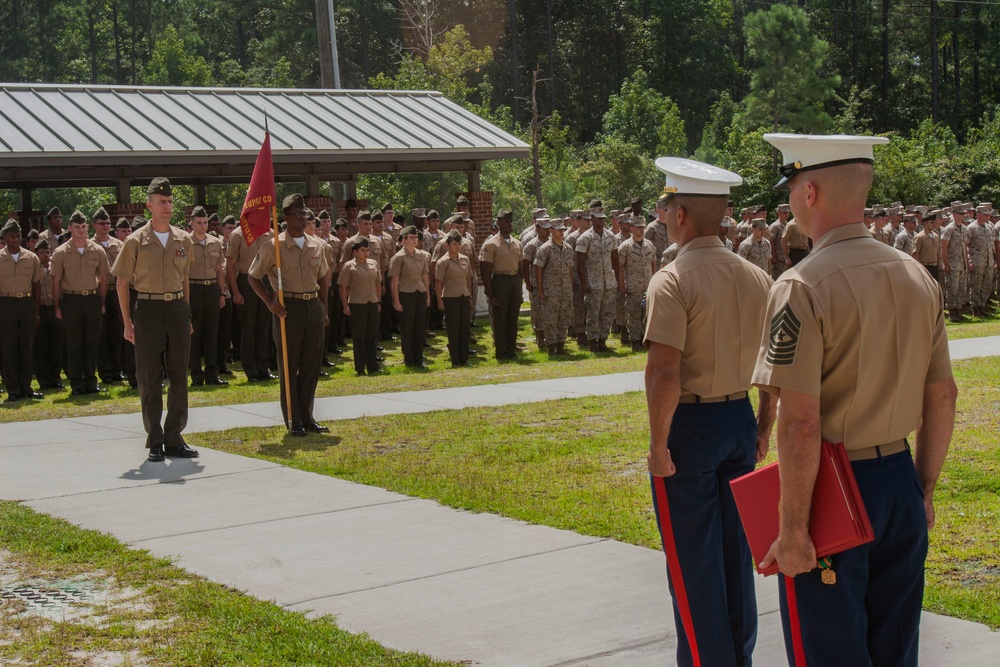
[
  {"x1": 772, "y1": 262, "x2": 789, "y2": 280},
  {"x1": 528, "y1": 289, "x2": 540, "y2": 332},
  {"x1": 571, "y1": 287, "x2": 585, "y2": 335},
  {"x1": 584, "y1": 287, "x2": 616, "y2": 341},
  {"x1": 540, "y1": 290, "x2": 572, "y2": 344},
  {"x1": 625, "y1": 291, "x2": 645, "y2": 342},
  {"x1": 969, "y1": 267, "x2": 989, "y2": 307},
  {"x1": 944, "y1": 270, "x2": 967, "y2": 311},
  {"x1": 615, "y1": 289, "x2": 627, "y2": 326}
]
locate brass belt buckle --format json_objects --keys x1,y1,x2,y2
[
  {"x1": 163, "y1": 292, "x2": 174, "y2": 301},
  {"x1": 302, "y1": 293, "x2": 312, "y2": 301}
]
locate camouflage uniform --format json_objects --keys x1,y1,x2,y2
[
  {"x1": 738, "y1": 237, "x2": 771, "y2": 274},
  {"x1": 576, "y1": 227, "x2": 619, "y2": 342},
  {"x1": 533, "y1": 239, "x2": 575, "y2": 345},
  {"x1": 618, "y1": 236, "x2": 655, "y2": 343},
  {"x1": 644, "y1": 220, "x2": 669, "y2": 269},
  {"x1": 661, "y1": 243, "x2": 679, "y2": 267},
  {"x1": 768, "y1": 219, "x2": 789, "y2": 278},
  {"x1": 893, "y1": 228, "x2": 915, "y2": 256},
  {"x1": 522, "y1": 235, "x2": 545, "y2": 344},
  {"x1": 941, "y1": 220, "x2": 968, "y2": 312},
  {"x1": 565, "y1": 227, "x2": 586, "y2": 338},
  {"x1": 966, "y1": 220, "x2": 992, "y2": 309},
  {"x1": 614, "y1": 230, "x2": 630, "y2": 331}
]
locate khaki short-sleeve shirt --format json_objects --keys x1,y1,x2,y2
[
  {"x1": 340, "y1": 234, "x2": 385, "y2": 269},
  {"x1": 50, "y1": 240, "x2": 110, "y2": 292},
  {"x1": 189, "y1": 235, "x2": 225, "y2": 281},
  {"x1": 644, "y1": 235, "x2": 772, "y2": 398},
  {"x1": 783, "y1": 220, "x2": 810, "y2": 249},
  {"x1": 0, "y1": 248, "x2": 43, "y2": 293},
  {"x1": 249, "y1": 233, "x2": 329, "y2": 293},
  {"x1": 38, "y1": 267, "x2": 55, "y2": 304},
  {"x1": 226, "y1": 227, "x2": 274, "y2": 274},
  {"x1": 912, "y1": 230, "x2": 939, "y2": 264},
  {"x1": 752, "y1": 224, "x2": 952, "y2": 450},
  {"x1": 112, "y1": 224, "x2": 194, "y2": 293},
  {"x1": 480, "y1": 234, "x2": 522, "y2": 273},
  {"x1": 327, "y1": 237, "x2": 343, "y2": 273},
  {"x1": 97, "y1": 237, "x2": 123, "y2": 284},
  {"x1": 388, "y1": 248, "x2": 429, "y2": 293},
  {"x1": 435, "y1": 253, "x2": 472, "y2": 298},
  {"x1": 338, "y1": 257, "x2": 381, "y2": 303}
]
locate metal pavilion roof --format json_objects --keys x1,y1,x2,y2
[{"x1": 0, "y1": 83, "x2": 529, "y2": 188}]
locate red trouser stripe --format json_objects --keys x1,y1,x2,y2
[
  {"x1": 784, "y1": 575, "x2": 807, "y2": 666},
  {"x1": 652, "y1": 475, "x2": 701, "y2": 667}
]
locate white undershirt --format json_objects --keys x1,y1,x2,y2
[
  {"x1": 153, "y1": 230, "x2": 170, "y2": 247},
  {"x1": 77, "y1": 247, "x2": 85, "y2": 254},
  {"x1": 293, "y1": 236, "x2": 305, "y2": 249},
  {"x1": 10, "y1": 252, "x2": 19, "y2": 262}
]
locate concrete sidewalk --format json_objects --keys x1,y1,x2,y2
[{"x1": 1, "y1": 334, "x2": 998, "y2": 665}]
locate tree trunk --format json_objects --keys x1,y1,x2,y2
[
  {"x1": 531, "y1": 67, "x2": 542, "y2": 206},
  {"x1": 972, "y1": 5, "x2": 981, "y2": 120},
  {"x1": 930, "y1": 0, "x2": 939, "y2": 122},
  {"x1": 952, "y1": 3, "x2": 960, "y2": 125},
  {"x1": 545, "y1": 0, "x2": 555, "y2": 113},
  {"x1": 881, "y1": 0, "x2": 889, "y2": 128},
  {"x1": 850, "y1": 0, "x2": 859, "y2": 82},
  {"x1": 111, "y1": 0, "x2": 124, "y2": 84},
  {"x1": 360, "y1": 11, "x2": 371, "y2": 82},
  {"x1": 510, "y1": 0, "x2": 519, "y2": 125},
  {"x1": 87, "y1": 1, "x2": 99, "y2": 84}
]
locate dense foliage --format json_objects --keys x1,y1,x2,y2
[{"x1": 2, "y1": 1, "x2": 999, "y2": 227}]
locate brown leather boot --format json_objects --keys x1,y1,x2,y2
[
  {"x1": 620, "y1": 326, "x2": 629, "y2": 343},
  {"x1": 557, "y1": 342, "x2": 566, "y2": 354},
  {"x1": 632, "y1": 341, "x2": 644, "y2": 352},
  {"x1": 597, "y1": 339, "x2": 611, "y2": 352},
  {"x1": 589, "y1": 339, "x2": 599, "y2": 352},
  {"x1": 547, "y1": 344, "x2": 558, "y2": 356}
]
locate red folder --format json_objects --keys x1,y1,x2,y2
[{"x1": 729, "y1": 441, "x2": 875, "y2": 576}]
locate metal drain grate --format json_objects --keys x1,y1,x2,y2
[{"x1": 1, "y1": 583, "x2": 96, "y2": 619}]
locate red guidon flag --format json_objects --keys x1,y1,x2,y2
[{"x1": 240, "y1": 132, "x2": 276, "y2": 245}]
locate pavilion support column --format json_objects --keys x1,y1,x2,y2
[
  {"x1": 115, "y1": 179, "x2": 131, "y2": 205},
  {"x1": 19, "y1": 188, "x2": 32, "y2": 216},
  {"x1": 194, "y1": 184, "x2": 207, "y2": 206},
  {"x1": 467, "y1": 165, "x2": 481, "y2": 192},
  {"x1": 306, "y1": 175, "x2": 321, "y2": 198}
]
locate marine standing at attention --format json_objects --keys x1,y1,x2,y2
[
  {"x1": 113, "y1": 178, "x2": 198, "y2": 462},
  {"x1": 644, "y1": 159, "x2": 774, "y2": 667},
  {"x1": 754, "y1": 134, "x2": 956, "y2": 667}
]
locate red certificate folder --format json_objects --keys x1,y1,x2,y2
[{"x1": 729, "y1": 441, "x2": 875, "y2": 576}]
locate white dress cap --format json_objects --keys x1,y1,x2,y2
[
  {"x1": 654, "y1": 157, "x2": 742, "y2": 199},
  {"x1": 763, "y1": 133, "x2": 889, "y2": 188}
]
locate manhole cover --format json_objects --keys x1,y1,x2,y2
[{"x1": 1, "y1": 582, "x2": 97, "y2": 619}]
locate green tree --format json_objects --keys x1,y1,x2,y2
[
  {"x1": 599, "y1": 69, "x2": 687, "y2": 156},
  {"x1": 145, "y1": 25, "x2": 212, "y2": 87},
  {"x1": 742, "y1": 4, "x2": 839, "y2": 133}
]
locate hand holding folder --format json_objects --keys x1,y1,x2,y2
[{"x1": 729, "y1": 441, "x2": 875, "y2": 576}]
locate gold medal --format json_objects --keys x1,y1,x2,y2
[{"x1": 821, "y1": 568, "x2": 837, "y2": 585}]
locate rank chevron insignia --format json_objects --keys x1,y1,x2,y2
[{"x1": 766, "y1": 303, "x2": 801, "y2": 366}]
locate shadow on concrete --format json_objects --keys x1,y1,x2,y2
[{"x1": 119, "y1": 457, "x2": 206, "y2": 483}]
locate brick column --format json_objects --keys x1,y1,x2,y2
[
  {"x1": 10, "y1": 210, "x2": 45, "y2": 233},
  {"x1": 458, "y1": 191, "x2": 494, "y2": 250},
  {"x1": 104, "y1": 203, "x2": 148, "y2": 222},
  {"x1": 335, "y1": 199, "x2": 369, "y2": 220},
  {"x1": 305, "y1": 196, "x2": 333, "y2": 217}
]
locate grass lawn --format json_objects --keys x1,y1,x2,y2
[
  {"x1": 945, "y1": 315, "x2": 1000, "y2": 340},
  {"x1": 0, "y1": 316, "x2": 644, "y2": 424},
  {"x1": 191, "y1": 357, "x2": 1000, "y2": 630},
  {"x1": 0, "y1": 501, "x2": 459, "y2": 667}
]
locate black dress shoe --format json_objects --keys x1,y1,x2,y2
[
  {"x1": 5, "y1": 394, "x2": 23, "y2": 403},
  {"x1": 319, "y1": 370, "x2": 329, "y2": 378},
  {"x1": 323, "y1": 359, "x2": 335, "y2": 367},
  {"x1": 191, "y1": 378, "x2": 205, "y2": 387},
  {"x1": 356, "y1": 371, "x2": 367, "y2": 377},
  {"x1": 423, "y1": 341, "x2": 431, "y2": 347},
  {"x1": 375, "y1": 355, "x2": 384, "y2": 362},
  {"x1": 306, "y1": 422, "x2": 330, "y2": 433},
  {"x1": 164, "y1": 443, "x2": 199, "y2": 458},
  {"x1": 219, "y1": 367, "x2": 234, "y2": 376},
  {"x1": 289, "y1": 425, "x2": 308, "y2": 437},
  {"x1": 375, "y1": 345, "x2": 385, "y2": 351},
  {"x1": 27, "y1": 391, "x2": 44, "y2": 399},
  {"x1": 147, "y1": 445, "x2": 165, "y2": 462},
  {"x1": 331, "y1": 347, "x2": 343, "y2": 355},
  {"x1": 206, "y1": 378, "x2": 229, "y2": 386}
]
